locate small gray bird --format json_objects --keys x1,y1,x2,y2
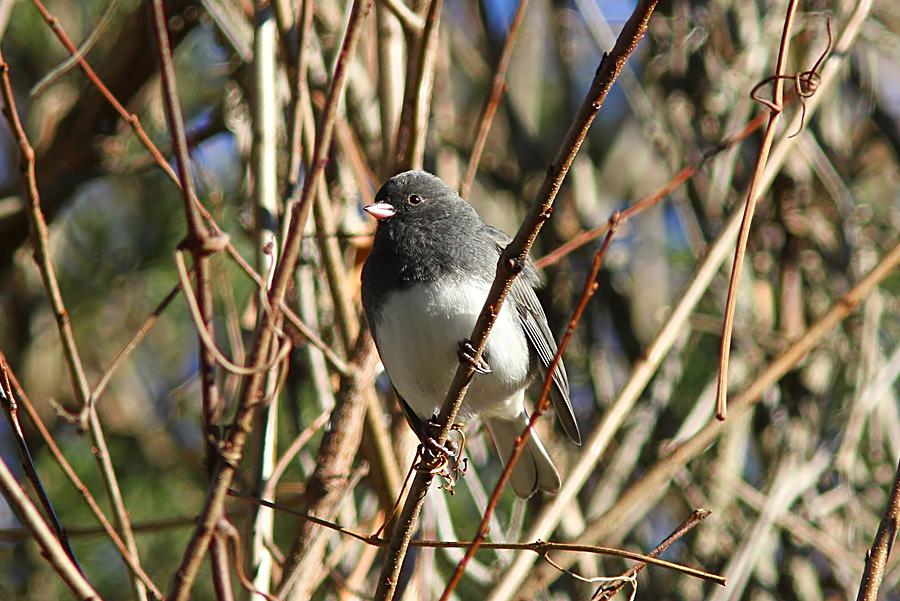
[{"x1": 361, "y1": 170, "x2": 580, "y2": 498}]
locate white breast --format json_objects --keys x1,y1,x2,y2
[{"x1": 373, "y1": 278, "x2": 531, "y2": 423}]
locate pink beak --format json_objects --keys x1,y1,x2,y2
[{"x1": 364, "y1": 201, "x2": 396, "y2": 220}]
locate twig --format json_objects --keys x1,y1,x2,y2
[
  {"x1": 716, "y1": 0, "x2": 800, "y2": 421},
  {"x1": 89, "y1": 282, "x2": 182, "y2": 406},
  {"x1": 29, "y1": 0, "x2": 120, "y2": 98},
  {"x1": 0, "y1": 492, "x2": 308, "y2": 542},
  {"x1": 592, "y1": 509, "x2": 712, "y2": 600},
  {"x1": 227, "y1": 490, "x2": 725, "y2": 586},
  {"x1": 856, "y1": 457, "x2": 900, "y2": 601},
  {"x1": 392, "y1": 0, "x2": 443, "y2": 171},
  {"x1": 513, "y1": 237, "x2": 900, "y2": 597},
  {"x1": 542, "y1": 555, "x2": 637, "y2": 601},
  {"x1": 166, "y1": 3, "x2": 373, "y2": 598},
  {"x1": 0, "y1": 359, "x2": 78, "y2": 566},
  {"x1": 0, "y1": 452, "x2": 101, "y2": 600},
  {"x1": 535, "y1": 112, "x2": 769, "y2": 269},
  {"x1": 218, "y1": 519, "x2": 277, "y2": 601},
  {"x1": 0, "y1": 357, "x2": 163, "y2": 598},
  {"x1": 442, "y1": 214, "x2": 621, "y2": 599},
  {"x1": 0, "y1": 45, "x2": 148, "y2": 601},
  {"x1": 374, "y1": 2, "x2": 659, "y2": 599},
  {"x1": 459, "y1": 0, "x2": 528, "y2": 199}
]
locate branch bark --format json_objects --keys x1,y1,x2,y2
[
  {"x1": 856, "y1": 457, "x2": 900, "y2": 601},
  {"x1": 373, "y1": 2, "x2": 660, "y2": 598}
]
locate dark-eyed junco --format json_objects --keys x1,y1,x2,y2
[{"x1": 361, "y1": 170, "x2": 580, "y2": 498}]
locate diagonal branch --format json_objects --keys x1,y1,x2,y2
[
  {"x1": 592, "y1": 509, "x2": 713, "y2": 600},
  {"x1": 373, "y1": 2, "x2": 660, "y2": 599},
  {"x1": 856, "y1": 457, "x2": 900, "y2": 601},
  {"x1": 442, "y1": 214, "x2": 621, "y2": 599},
  {"x1": 0, "y1": 450, "x2": 101, "y2": 600}
]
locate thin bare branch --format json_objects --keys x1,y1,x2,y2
[
  {"x1": 442, "y1": 214, "x2": 622, "y2": 598},
  {"x1": 228, "y1": 490, "x2": 725, "y2": 586},
  {"x1": 716, "y1": 0, "x2": 800, "y2": 421},
  {"x1": 459, "y1": 0, "x2": 528, "y2": 199},
  {"x1": 374, "y1": 2, "x2": 660, "y2": 598},
  {"x1": 856, "y1": 457, "x2": 900, "y2": 601},
  {"x1": 592, "y1": 509, "x2": 712, "y2": 600},
  {"x1": 0, "y1": 452, "x2": 101, "y2": 600}
]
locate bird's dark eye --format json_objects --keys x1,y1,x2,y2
[{"x1": 408, "y1": 194, "x2": 423, "y2": 206}]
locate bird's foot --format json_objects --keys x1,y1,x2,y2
[
  {"x1": 457, "y1": 339, "x2": 491, "y2": 374},
  {"x1": 416, "y1": 422, "x2": 468, "y2": 494}
]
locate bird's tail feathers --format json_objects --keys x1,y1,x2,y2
[{"x1": 484, "y1": 413, "x2": 561, "y2": 499}]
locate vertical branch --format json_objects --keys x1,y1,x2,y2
[
  {"x1": 716, "y1": 0, "x2": 799, "y2": 420},
  {"x1": 248, "y1": 3, "x2": 281, "y2": 599},
  {"x1": 148, "y1": 2, "x2": 235, "y2": 599},
  {"x1": 375, "y1": 1, "x2": 404, "y2": 175},
  {"x1": 459, "y1": 0, "x2": 528, "y2": 199},
  {"x1": 393, "y1": 0, "x2": 443, "y2": 171},
  {"x1": 167, "y1": 3, "x2": 374, "y2": 598},
  {"x1": 0, "y1": 47, "x2": 147, "y2": 601},
  {"x1": 148, "y1": 0, "x2": 221, "y2": 440},
  {"x1": 374, "y1": 2, "x2": 659, "y2": 599},
  {"x1": 856, "y1": 457, "x2": 900, "y2": 601}
]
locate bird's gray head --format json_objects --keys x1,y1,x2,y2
[{"x1": 363, "y1": 170, "x2": 475, "y2": 227}]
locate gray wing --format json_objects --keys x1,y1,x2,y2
[{"x1": 485, "y1": 227, "x2": 581, "y2": 444}]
